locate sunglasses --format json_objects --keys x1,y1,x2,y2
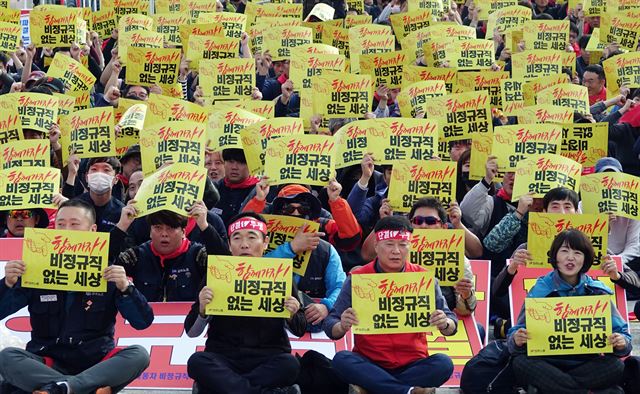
[
  {"x1": 282, "y1": 203, "x2": 311, "y2": 216},
  {"x1": 9, "y1": 210, "x2": 33, "y2": 219},
  {"x1": 411, "y1": 216, "x2": 441, "y2": 226}
]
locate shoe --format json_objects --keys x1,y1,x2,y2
[
  {"x1": 349, "y1": 385, "x2": 368, "y2": 394},
  {"x1": 32, "y1": 382, "x2": 68, "y2": 394},
  {"x1": 410, "y1": 388, "x2": 435, "y2": 394},
  {"x1": 95, "y1": 387, "x2": 111, "y2": 394}
]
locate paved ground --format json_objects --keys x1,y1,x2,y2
[{"x1": 122, "y1": 301, "x2": 640, "y2": 393}]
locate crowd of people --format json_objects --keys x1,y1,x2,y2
[{"x1": 0, "y1": 0, "x2": 639, "y2": 393}]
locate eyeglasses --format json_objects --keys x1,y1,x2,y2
[
  {"x1": 282, "y1": 203, "x2": 311, "y2": 216},
  {"x1": 9, "y1": 210, "x2": 33, "y2": 220},
  {"x1": 411, "y1": 216, "x2": 441, "y2": 226}
]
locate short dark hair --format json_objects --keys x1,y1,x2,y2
[
  {"x1": 59, "y1": 199, "x2": 96, "y2": 225},
  {"x1": 122, "y1": 84, "x2": 150, "y2": 96},
  {"x1": 584, "y1": 64, "x2": 605, "y2": 80},
  {"x1": 548, "y1": 229, "x2": 594, "y2": 273},
  {"x1": 147, "y1": 210, "x2": 188, "y2": 229},
  {"x1": 87, "y1": 157, "x2": 121, "y2": 172},
  {"x1": 543, "y1": 187, "x2": 579, "y2": 211},
  {"x1": 408, "y1": 198, "x2": 447, "y2": 223},
  {"x1": 534, "y1": 13, "x2": 553, "y2": 20},
  {"x1": 0, "y1": 52, "x2": 8, "y2": 67},
  {"x1": 222, "y1": 148, "x2": 246, "y2": 164},
  {"x1": 227, "y1": 212, "x2": 268, "y2": 239},
  {"x1": 374, "y1": 216, "x2": 413, "y2": 234}
]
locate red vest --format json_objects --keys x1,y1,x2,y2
[{"x1": 351, "y1": 261, "x2": 429, "y2": 370}]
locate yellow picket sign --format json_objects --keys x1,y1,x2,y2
[
  {"x1": 608, "y1": 0, "x2": 640, "y2": 11},
  {"x1": 526, "y1": 296, "x2": 612, "y2": 356},
  {"x1": 333, "y1": 119, "x2": 385, "y2": 169},
  {"x1": 0, "y1": 8, "x2": 19, "y2": 24},
  {"x1": 528, "y1": 213, "x2": 608, "y2": 267},
  {"x1": 29, "y1": 6, "x2": 82, "y2": 47},
  {"x1": 402, "y1": 65, "x2": 457, "y2": 93},
  {"x1": 522, "y1": 73, "x2": 570, "y2": 106},
  {"x1": 312, "y1": 70, "x2": 373, "y2": 119},
  {"x1": 185, "y1": 0, "x2": 217, "y2": 23},
  {"x1": 523, "y1": 20, "x2": 569, "y2": 51},
  {"x1": 477, "y1": 0, "x2": 518, "y2": 20},
  {"x1": 126, "y1": 47, "x2": 181, "y2": 88},
  {"x1": 0, "y1": 95, "x2": 22, "y2": 144},
  {"x1": 448, "y1": 39, "x2": 495, "y2": 70},
  {"x1": 154, "y1": 13, "x2": 190, "y2": 46},
  {"x1": 139, "y1": 121, "x2": 206, "y2": 175},
  {"x1": 512, "y1": 154, "x2": 582, "y2": 200},
  {"x1": 408, "y1": 0, "x2": 443, "y2": 18},
  {"x1": 409, "y1": 229, "x2": 465, "y2": 286},
  {"x1": 264, "y1": 134, "x2": 335, "y2": 187},
  {"x1": 422, "y1": 37, "x2": 454, "y2": 67},
  {"x1": 303, "y1": 20, "x2": 336, "y2": 44},
  {"x1": 560, "y1": 123, "x2": 608, "y2": 169},
  {"x1": 21, "y1": 228, "x2": 109, "y2": 293},
  {"x1": 116, "y1": 103, "x2": 146, "y2": 157},
  {"x1": 398, "y1": 80, "x2": 447, "y2": 117},
  {"x1": 0, "y1": 22, "x2": 20, "y2": 52},
  {"x1": 114, "y1": 0, "x2": 149, "y2": 19},
  {"x1": 580, "y1": 172, "x2": 640, "y2": 221},
  {"x1": 517, "y1": 104, "x2": 574, "y2": 124},
  {"x1": 492, "y1": 124, "x2": 562, "y2": 176},
  {"x1": 199, "y1": 58, "x2": 254, "y2": 102},
  {"x1": 377, "y1": 118, "x2": 440, "y2": 165},
  {"x1": 262, "y1": 26, "x2": 313, "y2": 61},
  {"x1": 456, "y1": 71, "x2": 509, "y2": 109},
  {"x1": 582, "y1": 0, "x2": 606, "y2": 16},
  {"x1": 207, "y1": 107, "x2": 264, "y2": 151},
  {"x1": 469, "y1": 132, "x2": 494, "y2": 180},
  {"x1": 68, "y1": 89, "x2": 91, "y2": 112},
  {"x1": 344, "y1": 14, "x2": 371, "y2": 28},
  {"x1": 91, "y1": 8, "x2": 117, "y2": 39},
  {"x1": 145, "y1": 94, "x2": 208, "y2": 128},
  {"x1": 422, "y1": 90, "x2": 493, "y2": 142},
  {"x1": 236, "y1": 100, "x2": 275, "y2": 119},
  {"x1": 599, "y1": 12, "x2": 640, "y2": 51},
  {"x1": 421, "y1": 22, "x2": 476, "y2": 41},
  {"x1": 561, "y1": 51, "x2": 576, "y2": 78},
  {"x1": 14, "y1": 92, "x2": 59, "y2": 135},
  {"x1": 61, "y1": 107, "x2": 115, "y2": 162},
  {"x1": 290, "y1": 50, "x2": 346, "y2": 91},
  {"x1": 352, "y1": 271, "x2": 435, "y2": 334},
  {"x1": 0, "y1": 167, "x2": 60, "y2": 210},
  {"x1": 389, "y1": 9, "x2": 432, "y2": 40},
  {"x1": 115, "y1": 97, "x2": 141, "y2": 123},
  {"x1": 295, "y1": 43, "x2": 340, "y2": 55},
  {"x1": 240, "y1": 118, "x2": 304, "y2": 176},
  {"x1": 359, "y1": 51, "x2": 407, "y2": 89},
  {"x1": 244, "y1": 3, "x2": 302, "y2": 27},
  {"x1": 134, "y1": 162, "x2": 207, "y2": 217},
  {"x1": 320, "y1": 25, "x2": 350, "y2": 60},
  {"x1": 206, "y1": 256, "x2": 292, "y2": 318},
  {"x1": 197, "y1": 12, "x2": 247, "y2": 39},
  {"x1": 187, "y1": 34, "x2": 238, "y2": 71},
  {"x1": 401, "y1": 29, "x2": 431, "y2": 61},
  {"x1": 585, "y1": 28, "x2": 607, "y2": 53},
  {"x1": 485, "y1": 5, "x2": 531, "y2": 38},
  {"x1": 603, "y1": 52, "x2": 640, "y2": 99},
  {"x1": 118, "y1": 30, "x2": 164, "y2": 67},
  {"x1": 0, "y1": 140, "x2": 50, "y2": 170},
  {"x1": 47, "y1": 53, "x2": 96, "y2": 92},
  {"x1": 388, "y1": 160, "x2": 457, "y2": 211},
  {"x1": 262, "y1": 214, "x2": 320, "y2": 276},
  {"x1": 155, "y1": 0, "x2": 183, "y2": 13},
  {"x1": 346, "y1": 0, "x2": 364, "y2": 13},
  {"x1": 180, "y1": 23, "x2": 226, "y2": 56},
  {"x1": 537, "y1": 83, "x2": 589, "y2": 115},
  {"x1": 512, "y1": 50, "x2": 564, "y2": 82},
  {"x1": 53, "y1": 93, "x2": 75, "y2": 117},
  {"x1": 348, "y1": 24, "x2": 394, "y2": 74},
  {"x1": 118, "y1": 13, "x2": 153, "y2": 34}
]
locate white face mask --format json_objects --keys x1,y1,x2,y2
[{"x1": 87, "y1": 172, "x2": 114, "y2": 194}]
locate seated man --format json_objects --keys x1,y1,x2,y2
[
  {"x1": 323, "y1": 216, "x2": 456, "y2": 394},
  {"x1": 1, "y1": 208, "x2": 49, "y2": 238},
  {"x1": 185, "y1": 212, "x2": 307, "y2": 394},
  {"x1": 0, "y1": 199, "x2": 153, "y2": 394}
]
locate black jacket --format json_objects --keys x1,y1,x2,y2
[{"x1": 213, "y1": 179, "x2": 257, "y2": 225}]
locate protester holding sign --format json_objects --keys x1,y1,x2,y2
[
  {"x1": 185, "y1": 212, "x2": 307, "y2": 394},
  {"x1": 213, "y1": 148, "x2": 260, "y2": 225},
  {"x1": 0, "y1": 199, "x2": 153, "y2": 394},
  {"x1": 323, "y1": 216, "x2": 456, "y2": 394},
  {"x1": 507, "y1": 229, "x2": 631, "y2": 393}
]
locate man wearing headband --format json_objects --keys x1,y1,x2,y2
[
  {"x1": 185, "y1": 212, "x2": 308, "y2": 394},
  {"x1": 1, "y1": 208, "x2": 49, "y2": 238},
  {"x1": 323, "y1": 216, "x2": 457, "y2": 394}
]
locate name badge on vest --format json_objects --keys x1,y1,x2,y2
[{"x1": 40, "y1": 295, "x2": 57, "y2": 302}]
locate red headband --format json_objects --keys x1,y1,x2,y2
[
  {"x1": 228, "y1": 218, "x2": 268, "y2": 236},
  {"x1": 376, "y1": 230, "x2": 411, "y2": 242}
]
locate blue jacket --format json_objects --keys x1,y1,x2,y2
[
  {"x1": 78, "y1": 192, "x2": 124, "y2": 233},
  {"x1": 346, "y1": 175, "x2": 388, "y2": 231},
  {"x1": 0, "y1": 276, "x2": 153, "y2": 374},
  {"x1": 508, "y1": 270, "x2": 632, "y2": 358}
]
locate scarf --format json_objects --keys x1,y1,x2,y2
[
  {"x1": 150, "y1": 238, "x2": 191, "y2": 268},
  {"x1": 497, "y1": 187, "x2": 511, "y2": 202},
  {"x1": 116, "y1": 174, "x2": 129, "y2": 187},
  {"x1": 620, "y1": 105, "x2": 640, "y2": 128},
  {"x1": 224, "y1": 176, "x2": 260, "y2": 190},
  {"x1": 185, "y1": 217, "x2": 197, "y2": 237}
]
